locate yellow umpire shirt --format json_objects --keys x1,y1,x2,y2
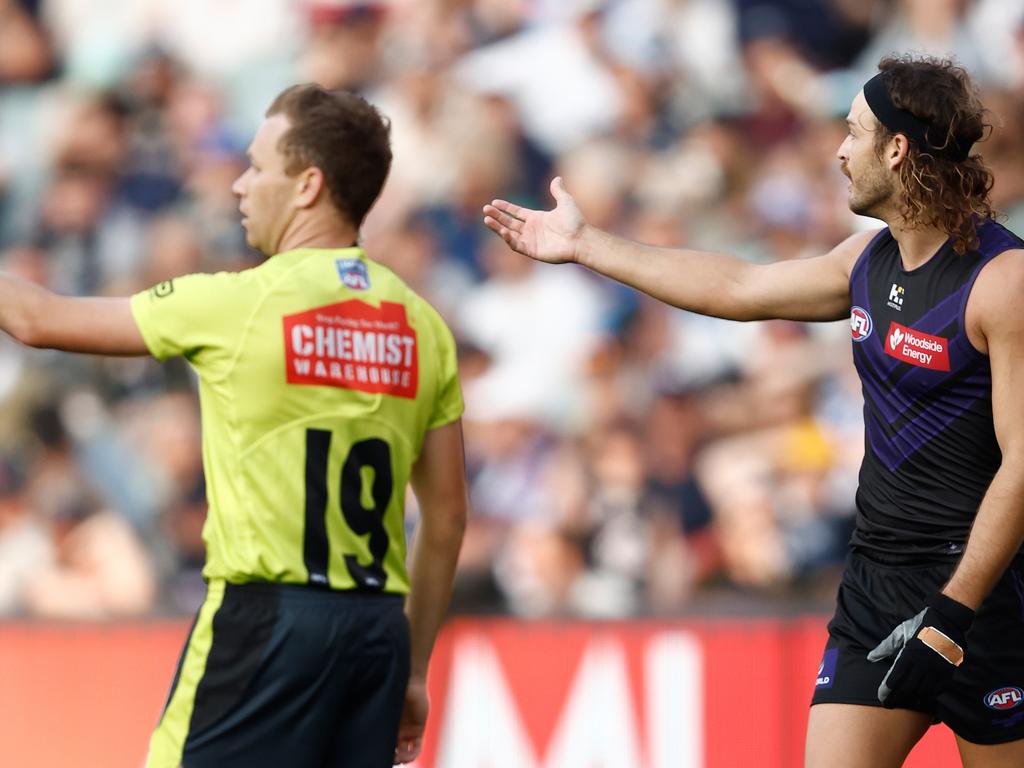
[{"x1": 131, "y1": 247, "x2": 463, "y2": 595}]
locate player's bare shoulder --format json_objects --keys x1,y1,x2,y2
[
  {"x1": 826, "y1": 227, "x2": 885, "y2": 278},
  {"x1": 966, "y1": 246, "x2": 1024, "y2": 355},
  {"x1": 776, "y1": 227, "x2": 881, "y2": 323}
]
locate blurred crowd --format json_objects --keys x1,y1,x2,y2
[{"x1": 0, "y1": 0, "x2": 1022, "y2": 620}]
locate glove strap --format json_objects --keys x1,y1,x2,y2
[
  {"x1": 930, "y1": 593, "x2": 976, "y2": 633},
  {"x1": 916, "y1": 625, "x2": 965, "y2": 666}
]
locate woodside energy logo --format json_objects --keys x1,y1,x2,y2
[{"x1": 883, "y1": 321, "x2": 950, "y2": 371}]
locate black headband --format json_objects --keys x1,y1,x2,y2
[{"x1": 862, "y1": 72, "x2": 972, "y2": 162}]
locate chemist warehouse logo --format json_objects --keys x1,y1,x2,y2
[
  {"x1": 283, "y1": 300, "x2": 418, "y2": 399},
  {"x1": 884, "y1": 321, "x2": 950, "y2": 371}
]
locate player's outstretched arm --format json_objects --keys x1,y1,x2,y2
[
  {"x1": 398, "y1": 418, "x2": 469, "y2": 765},
  {"x1": 0, "y1": 273, "x2": 148, "y2": 355},
  {"x1": 484, "y1": 177, "x2": 873, "y2": 323}
]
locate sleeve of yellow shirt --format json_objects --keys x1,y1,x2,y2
[{"x1": 130, "y1": 272, "x2": 251, "y2": 370}]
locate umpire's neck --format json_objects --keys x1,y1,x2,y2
[
  {"x1": 275, "y1": 218, "x2": 359, "y2": 255},
  {"x1": 273, "y1": 200, "x2": 360, "y2": 256}
]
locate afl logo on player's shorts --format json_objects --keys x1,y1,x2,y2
[
  {"x1": 984, "y1": 687, "x2": 1024, "y2": 710},
  {"x1": 850, "y1": 306, "x2": 872, "y2": 342}
]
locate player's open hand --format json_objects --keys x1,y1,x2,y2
[
  {"x1": 394, "y1": 675, "x2": 429, "y2": 765},
  {"x1": 482, "y1": 176, "x2": 585, "y2": 264},
  {"x1": 867, "y1": 593, "x2": 974, "y2": 710}
]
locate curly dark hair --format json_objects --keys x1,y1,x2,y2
[
  {"x1": 871, "y1": 55, "x2": 995, "y2": 254},
  {"x1": 266, "y1": 84, "x2": 392, "y2": 228}
]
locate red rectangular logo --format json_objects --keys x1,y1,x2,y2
[
  {"x1": 283, "y1": 300, "x2": 418, "y2": 398},
  {"x1": 883, "y1": 321, "x2": 950, "y2": 371}
]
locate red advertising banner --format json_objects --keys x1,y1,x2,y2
[
  {"x1": 0, "y1": 618, "x2": 959, "y2": 768},
  {"x1": 417, "y1": 619, "x2": 958, "y2": 768}
]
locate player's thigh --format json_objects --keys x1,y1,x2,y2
[
  {"x1": 806, "y1": 703, "x2": 931, "y2": 768},
  {"x1": 957, "y1": 736, "x2": 1024, "y2": 768}
]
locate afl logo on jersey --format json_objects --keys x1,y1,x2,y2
[
  {"x1": 985, "y1": 687, "x2": 1024, "y2": 710},
  {"x1": 850, "y1": 306, "x2": 872, "y2": 342},
  {"x1": 335, "y1": 258, "x2": 370, "y2": 291}
]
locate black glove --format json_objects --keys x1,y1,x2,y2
[{"x1": 867, "y1": 593, "x2": 974, "y2": 710}]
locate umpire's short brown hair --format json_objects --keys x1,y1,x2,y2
[{"x1": 267, "y1": 85, "x2": 392, "y2": 227}]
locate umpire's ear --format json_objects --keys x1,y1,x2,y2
[{"x1": 295, "y1": 166, "x2": 325, "y2": 209}]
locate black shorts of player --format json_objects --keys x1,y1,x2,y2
[
  {"x1": 150, "y1": 580, "x2": 410, "y2": 768},
  {"x1": 812, "y1": 549, "x2": 1024, "y2": 744}
]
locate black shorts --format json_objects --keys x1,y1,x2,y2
[
  {"x1": 146, "y1": 580, "x2": 410, "y2": 768},
  {"x1": 811, "y1": 550, "x2": 1024, "y2": 744}
]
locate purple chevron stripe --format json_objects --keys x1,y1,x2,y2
[
  {"x1": 857, "y1": 360, "x2": 915, "y2": 425},
  {"x1": 856, "y1": 342, "x2": 986, "y2": 428},
  {"x1": 894, "y1": 338, "x2": 978, "y2": 392},
  {"x1": 891, "y1": 367, "x2": 990, "y2": 438},
  {"x1": 865, "y1": 367, "x2": 992, "y2": 471},
  {"x1": 865, "y1": 409, "x2": 904, "y2": 470},
  {"x1": 867, "y1": 333, "x2": 981, "y2": 407},
  {"x1": 905, "y1": 286, "x2": 968, "y2": 334}
]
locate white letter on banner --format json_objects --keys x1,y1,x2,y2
[
  {"x1": 434, "y1": 635, "x2": 539, "y2": 768},
  {"x1": 292, "y1": 324, "x2": 313, "y2": 355},
  {"x1": 647, "y1": 632, "x2": 703, "y2": 768},
  {"x1": 542, "y1": 638, "x2": 642, "y2": 768}
]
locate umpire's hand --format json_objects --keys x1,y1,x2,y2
[
  {"x1": 867, "y1": 593, "x2": 975, "y2": 709},
  {"x1": 394, "y1": 676, "x2": 429, "y2": 764}
]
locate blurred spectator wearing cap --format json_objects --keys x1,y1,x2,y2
[{"x1": 302, "y1": 1, "x2": 390, "y2": 93}]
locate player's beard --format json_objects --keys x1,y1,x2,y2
[{"x1": 848, "y1": 159, "x2": 896, "y2": 220}]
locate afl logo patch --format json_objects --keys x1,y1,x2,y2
[
  {"x1": 336, "y1": 258, "x2": 370, "y2": 291},
  {"x1": 985, "y1": 687, "x2": 1024, "y2": 710},
  {"x1": 850, "y1": 306, "x2": 872, "y2": 342}
]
